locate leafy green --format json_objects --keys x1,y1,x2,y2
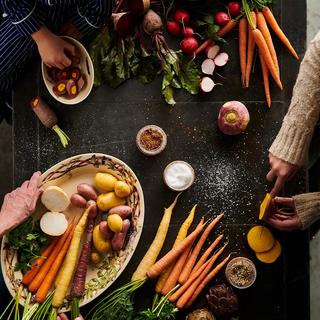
[
  {"x1": 7, "y1": 218, "x2": 49, "y2": 273},
  {"x1": 137, "y1": 54, "x2": 159, "y2": 85}
]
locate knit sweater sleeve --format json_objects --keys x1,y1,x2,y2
[
  {"x1": 269, "y1": 31, "x2": 320, "y2": 166},
  {"x1": 293, "y1": 192, "x2": 320, "y2": 229}
]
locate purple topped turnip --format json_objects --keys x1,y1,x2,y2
[{"x1": 217, "y1": 101, "x2": 250, "y2": 135}]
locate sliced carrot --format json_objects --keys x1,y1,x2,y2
[
  {"x1": 179, "y1": 213, "x2": 223, "y2": 284},
  {"x1": 190, "y1": 234, "x2": 223, "y2": 276},
  {"x1": 185, "y1": 254, "x2": 231, "y2": 308},
  {"x1": 217, "y1": 19, "x2": 238, "y2": 37},
  {"x1": 262, "y1": 6, "x2": 299, "y2": 60},
  {"x1": 239, "y1": 18, "x2": 248, "y2": 86},
  {"x1": 34, "y1": 226, "x2": 74, "y2": 303},
  {"x1": 28, "y1": 223, "x2": 73, "y2": 293},
  {"x1": 259, "y1": 50, "x2": 271, "y2": 108},
  {"x1": 252, "y1": 28, "x2": 283, "y2": 90},
  {"x1": 256, "y1": 11, "x2": 279, "y2": 75},
  {"x1": 146, "y1": 218, "x2": 205, "y2": 279},
  {"x1": 22, "y1": 237, "x2": 59, "y2": 286},
  {"x1": 245, "y1": 12, "x2": 256, "y2": 88}
]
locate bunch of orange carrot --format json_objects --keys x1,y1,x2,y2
[
  {"x1": 146, "y1": 212, "x2": 230, "y2": 309},
  {"x1": 240, "y1": 0, "x2": 299, "y2": 107}
]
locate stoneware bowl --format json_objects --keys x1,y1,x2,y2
[{"x1": 41, "y1": 36, "x2": 94, "y2": 105}]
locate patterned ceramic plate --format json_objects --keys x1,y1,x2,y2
[{"x1": 1, "y1": 153, "x2": 144, "y2": 310}]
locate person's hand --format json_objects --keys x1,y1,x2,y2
[
  {"x1": 266, "y1": 153, "x2": 299, "y2": 197},
  {"x1": 32, "y1": 26, "x2": 75, "y2": 69},
  {"x1": 57, "y1": 313, "x2": 84, "y2": 320},
  {"x1": 265, "y1": 197, "x2": 302, "y2": 231},
  {"x1": 0, "y1": 172, "x2": 42, "y2": 236},
  {"x1": 59, "y1": 22, "x2": 84, "y2": 40}
]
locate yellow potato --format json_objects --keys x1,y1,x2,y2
[
  {"x1": 114, "y1": 181, "x2": 131, "y2": 198},
  {"x1": 256, "y1": 240, "x2": 282, "y2": 263},
  {"x1": 247, "y1": 226, "x2": 275, "y2": 253},
  {"x1": 91, "y1": 252, "x2": 102, "y2": 264},
  {"x1": 95, "y1": 172, "x2": 118, "y2": 191},
  {"x1": 259, "y1": 193, "x2": 271, "y2": 220},
  {"x1": 93, "y1": 225, "x2": 112, "y2": 253},
  {"x1": 97, "y1": 192, "x2": 126, "y2": 211},
  {"x1": 107, "y1": 214, "x2": 123, "y2": 233}
]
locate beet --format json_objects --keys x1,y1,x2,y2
[{"x1": 127, "y1": 0, "x2": 150, "y2": 16}]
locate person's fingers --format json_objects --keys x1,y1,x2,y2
[
  {"x1": 274, "y1": 213, "x2": 292, "y2": 220},
  {"x1": 28, "y1": 171, "x2": 41, "y2": 191},
  {"x1": 21, "y1": 180, "x2": 29, "y2": 189},
  {"x1": 61, "y1": 54, "x2": 72, "y2": 67},
  {"x1": 269, "y1": 176, "x2": 286, "y2": 198},
  {"x1": 58, "y1": 313, "x2": 68, "y2": 320},
  {"x1": 55, "y1": 62, "x2": 66, "y2": 70},
  {"x1": 267, "y1": 216, "x2": 301, "y2": 231},
  {"x1": 75, "y1": 317, "x2": 84, "y2": 320},
  {"x1": 44, "y1": 62, "x2": 53, "y2": 68},
  {"x1": 266, "y1": 168, "x2": 276, "y2": 182},
  {"x1": 64, "y1": 41, "x2": 76, "y2": 56},
  {"x1": 274, "y1": 197, "x2": 294, "y2": 207}
]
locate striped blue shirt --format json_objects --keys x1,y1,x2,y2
[{"x1": 0, "y1": 0, "x2": 113, "y2": 36}]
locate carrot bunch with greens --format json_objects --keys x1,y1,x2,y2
[{"x1": 239, "y1": 0, "x2": 299, "y2": 107}]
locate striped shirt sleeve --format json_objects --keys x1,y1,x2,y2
[
  {"x1": 1, "y1": 0, "x2": 45, "y2": 36},
  {"x1": 70, "y1": 0, "x2": 114, "y2": 35}
]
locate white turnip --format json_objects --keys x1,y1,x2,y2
[
  {"x1": 205, "y1": 44, "x2": 220, "y2": 59},
  {"x1": 201, "y1": 59, "x2": 215, "y2": 75},
  {"x1": 214, "y1": 11, "x2": 230, "y2": 26},
  {"x1": 180, "y1": 37, "x2": 199, "y2": 55},
  {"x1": 214, "y1": 52, "x2": 229, "y2": 66},
  {"x1": 217, "y1": 101, "x2": 250, "y2": 135},
  {"x1": 143, "y1": 9, "x2": 163, "y2": 35}
]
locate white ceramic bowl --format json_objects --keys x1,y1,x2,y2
[{"x1": 41, "y1": 36, "x2": 94, "y2": 105}]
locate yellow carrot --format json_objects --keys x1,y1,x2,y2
[
  {"x1": 52, "y1": 205, "x2": 93, "y2": 308},
  {"x1": 131, "y1": 193, "x2": 181, "y2": 281},
  {"x1": 155, "y1": 204, "x2": 196, "y2": 293}
]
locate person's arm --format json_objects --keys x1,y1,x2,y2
[
  {"x1": 267, "y1": 31, "x2": 320, "y2": 196},
  {"x1": 1, "y1": 0, "x2": 45, "y2": 36},
  {"x1": 68, "y1": 0, "x2": 114, "y2": 35}
]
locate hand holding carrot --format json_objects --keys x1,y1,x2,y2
[{"x1": 57, "y1": 313, "x2": 84, "y2": 320}]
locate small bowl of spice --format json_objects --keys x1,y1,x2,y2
[
  {"x1": 225, "y1": 257, "x2": 257, "y2": 289},
  {"x1": 136, "y1": 125, "x2": 167, "y2": 156},
  {"x1": 163, "y1": 161, "x2": 195, "y2": 192}
]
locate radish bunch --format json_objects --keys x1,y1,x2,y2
[
  {"x1": 200, "y1": 44, "x2": 229, "y2": 93},
  {"x1": 215, "y1": 1, "x2": 241, "y2": 26},
  {"x1": 166, "y1": 9, "x2": 199, "y2": 56}
]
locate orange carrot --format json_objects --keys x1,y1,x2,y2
[
  {"x1": 256, "y1": 11, "x2": 279, "y2": 75},
  {"x1": 217, "y1": 19, "x2": 238, "y2": 37},
  {"x1": 252, "y1": 28, "x2": 283, "y2": 90},
  {"x1": 146, "y1": 218, "x2": 205, "y2": 279},
  {"x1": 259, "y1": 51, "x2": 271, "y2": 108},
  {"x1": 239, "y1": 18, "x2": 248, "y2": 86},
  {"x1": 161, "y1": 243, "x2": 192, "y2": 295},
  {"x1": 169, "y1": 257, "x2": 213, "y2": 303},
  {"x1": 262, "y1": 6, "x2": 299, "y2": 60},
  {"x1": 185, "y1": 254, "x2": 231, "y2": 308},
  {"x1": 195, "y1": 39, "x2": 213, "y2": 56},
  {"x1": 179, "y1": 213, "x2": 223, "y2": 284},
  {"x1": 175, "y1": 243, "x2": 228, "y2": 309},
  {"x1": 28, "y1": 223, "x2": 73, "y2": 293},
  {"x1": 22, "y1": 237, "x2": 59, "y2": 286},
  {"x1": 190, "y1": 234, "x2": 223, "y2": 276},
  {"x1": 245, "y1": 12, "x2": 256, "y2": 88},
  {"x1": 34, "y1": 226, "x2": 74, "y2": 303}
]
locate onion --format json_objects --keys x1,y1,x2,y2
[{"x1": 217, "y1": 101, "x2": 250, "y2": 135}]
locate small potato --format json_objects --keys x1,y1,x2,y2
[
  {"x1": 91, "y1": 252, "x2": 102, "y2": 264},
  {"x1": 111, "y1": 219, "x2": 131, "y2": 251},
  {"x1": 77, "y1": 183, "x2": 98, "y2": 200},
  {"x1": 95, "y1": 172, "x2": 118, "y2": 191},
  {"x1": 97, "y1": 192, "x2": 126, "y2": 211},
  {"x1": 107, "y1": 214, "x2": 123, "y2": 233},
  {"x1": 70, "y1": 193, "x2": 87, "y2": 208},
  {"x1": 93, "y1": 225, "x2": 112, "y2": 253},
  {"x1": 99, "y1": 221, "x2": 114, "y2": 240},
  {"x1": 87, "y1": 200, "x2": 98, "y2": 219},
  {"x1": 114, "y1": 181, "x2": 131, "y2": 198},
  {"x1": 108, "y1": 205, "x2": 132, "y2": 219}
]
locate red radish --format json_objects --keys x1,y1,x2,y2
[
  {"x1": 228, "y1": 2, "x2": 242, "y2": 17},
  {"x1": 182, "y1": 27, "x2": 194, "y2": 38},
  {"x1": 180, "y1": 37, "x2": 198, "y2": 55},
  {"x1": 201, "y1": 59, "x2": 215, "y2": 75},
  {"x1": 200, "y1": 77, "x2": 216, "y2": 93},
  {"x1": 214, "y1": 52, "x2": 229, "y2": 66},
  {"x1": 205, "y1": 44, "x2": 220, "y2": 59},
  {"x1": 174, "y1": 9, "x2": 190, "y2": 25},
  {"x1": 215, "y1": 11, "x2": 230, "y2": 26},
  {"x1": 218, "y1": 101, "x2": 250, "y2": 135},
  {"x1": 167, "y1": 20, "x2": 181, "y2": 36}
]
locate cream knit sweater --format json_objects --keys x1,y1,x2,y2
[{"x1": 269, "y1": 31, "x2": 320, "y2": 229}]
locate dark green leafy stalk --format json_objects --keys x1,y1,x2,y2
[
  {"x1": 71, "y1": 298, "x2": 80, "y2": 320},
  {"x1": 8, "y1": 218, "x2": 49, "y2": 273},
  {"x1": 32, "y1": 291, "x2": 54, "y2": 320}
]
